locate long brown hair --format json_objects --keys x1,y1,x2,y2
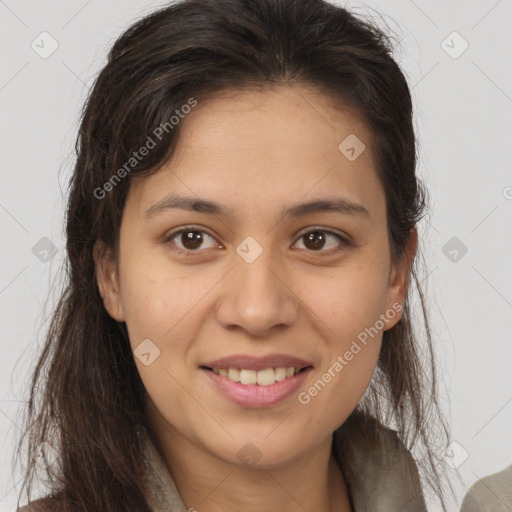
[{"x1": 15, "y1": 0, "x2": 455, "y2": 510}]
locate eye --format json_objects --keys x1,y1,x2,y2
[
  {"x1": 292, "y1": 229, "x2": 349, "y2": 253},
  {"x1": 165, "y1": 227, "x2": 221, "y2": 253},
  {"x1": 164, "y1": 226, "x2": 350, "y2": 255}
]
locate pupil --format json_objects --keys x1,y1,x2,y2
[
  {"x1": 182, "y1": 230, "x2": 203, "y2": 250},
  {"x1": 305, "y1": 231, "x2": 325, "y2": 250}
]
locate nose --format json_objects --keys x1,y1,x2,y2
[{"x1": 214, "y1": 247, "x2": 300, "y2": 337}]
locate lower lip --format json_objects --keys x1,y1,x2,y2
[{"x1": 201, "y1": 367, "x2": 313, "y2": 408}]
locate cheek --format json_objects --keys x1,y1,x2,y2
[
  {"x1": 304, "y1": 260, "x2": 390, "y2": 342},
  {"x1": 301, "y1": 284, "x2": 383, "y2": 428},
  {"x1": 296, "y1": 260, "x2": 388, "y2": 408},
  {"x1": 118, "y1": 252, "x2": 202, "y2": 342},
  {"x1": 117, "y1": 256, "x2": 218, "y2": 391},
  {"x1": 118, "y1": 266, "x2": 202, "y2": 413},
  {"x1": 120, "y1": 276, "x2": 174, "y2": 345}
]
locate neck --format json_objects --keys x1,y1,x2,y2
[{"x1": 145, "y1": 409, "x2": 353, "y2": 512}]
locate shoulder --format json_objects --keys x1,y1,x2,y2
[
  {"x1": 460, "y1": 464, "x2": 512, "y2": 512},
  {"x1": 333, "y1": 412, "x2": 427, "y2": 511},
  {"x1": 16, "y1": 497, "x2": 55, "y2": 512}
]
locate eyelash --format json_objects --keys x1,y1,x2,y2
[{"x1": 163, "y1": 225, "x2": 351, "y2": 256}]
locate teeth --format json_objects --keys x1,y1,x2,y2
[
  {"x1": 256, "y1": 368, "x2": 275, "y2": 386},
  {"x1": 240, "y1": 369, "x2": 257, "y2": 385},
  {"x1": 212, "y1": 366, "x2": 301, "y2": 385},
  {"x1": 227, "y1": 368, "x2": 240, "y2": 382},
  {"x1": 274, "y1": 367, "x2": 287, "y2": 381}
]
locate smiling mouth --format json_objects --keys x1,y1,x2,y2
[{"x1": 200, "y1": 365, "x2": 312, "y2": 386}]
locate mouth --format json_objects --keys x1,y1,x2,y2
[
  {"x1": 200, "y1": 365, "x2": 313, "y2": 386},
  {"x1": 200, "y1": 364, "x2": 314, "y2": 408},
  {"x1": 198, "y1": 353, "x2": 314, "y2": 406}
]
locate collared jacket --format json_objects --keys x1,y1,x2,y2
[{"x1": 17, "y1": 416, "x2": 428, "y2": 511}]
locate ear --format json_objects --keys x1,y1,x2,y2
[
  {"x1": 384, "y1": 227, "x2": 418, "y2": 329},
  {"x1": 93, "y1": 239, "x2": 126, "y2": 322}
]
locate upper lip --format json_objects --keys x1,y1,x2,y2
[{"x1": 200, "y1": 354, "x2": 314, "y2": 371}]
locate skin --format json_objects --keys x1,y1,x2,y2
[{"x1": 94, "y1": 83, "x2": 417, "y2": 512}]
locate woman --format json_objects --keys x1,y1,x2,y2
[{"x1": 15, "y1": 0, "x2": 454, "y2": 510}]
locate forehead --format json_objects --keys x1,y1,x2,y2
[{"x1": 126, "y1": 84, "x2": 385, "y2": 223}]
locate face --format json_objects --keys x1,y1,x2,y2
[{"x1": 94, "y1": 84, "x2": 415, "y2": 470}]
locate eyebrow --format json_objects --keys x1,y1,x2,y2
[{"x1": 145, "y1": 193, "x2": 370, "y2": 220}]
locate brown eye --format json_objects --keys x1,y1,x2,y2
[
  {"x1": 165, "y1": 226, "x2": 349, "y2": 255},
  {"x1": 166, "y1": 228, "x2": 219, "y2": 253},
  {"x1": 294, "y1": 229, "x2": 349, "y2": 253}
]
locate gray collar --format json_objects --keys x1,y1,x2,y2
[{"x1": 139, "y1": 418, "x2": 427, "y2": 512}]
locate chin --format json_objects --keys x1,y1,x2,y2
[{"x1": 211, "y1": 436, "x2": 311, "y2": 471}]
